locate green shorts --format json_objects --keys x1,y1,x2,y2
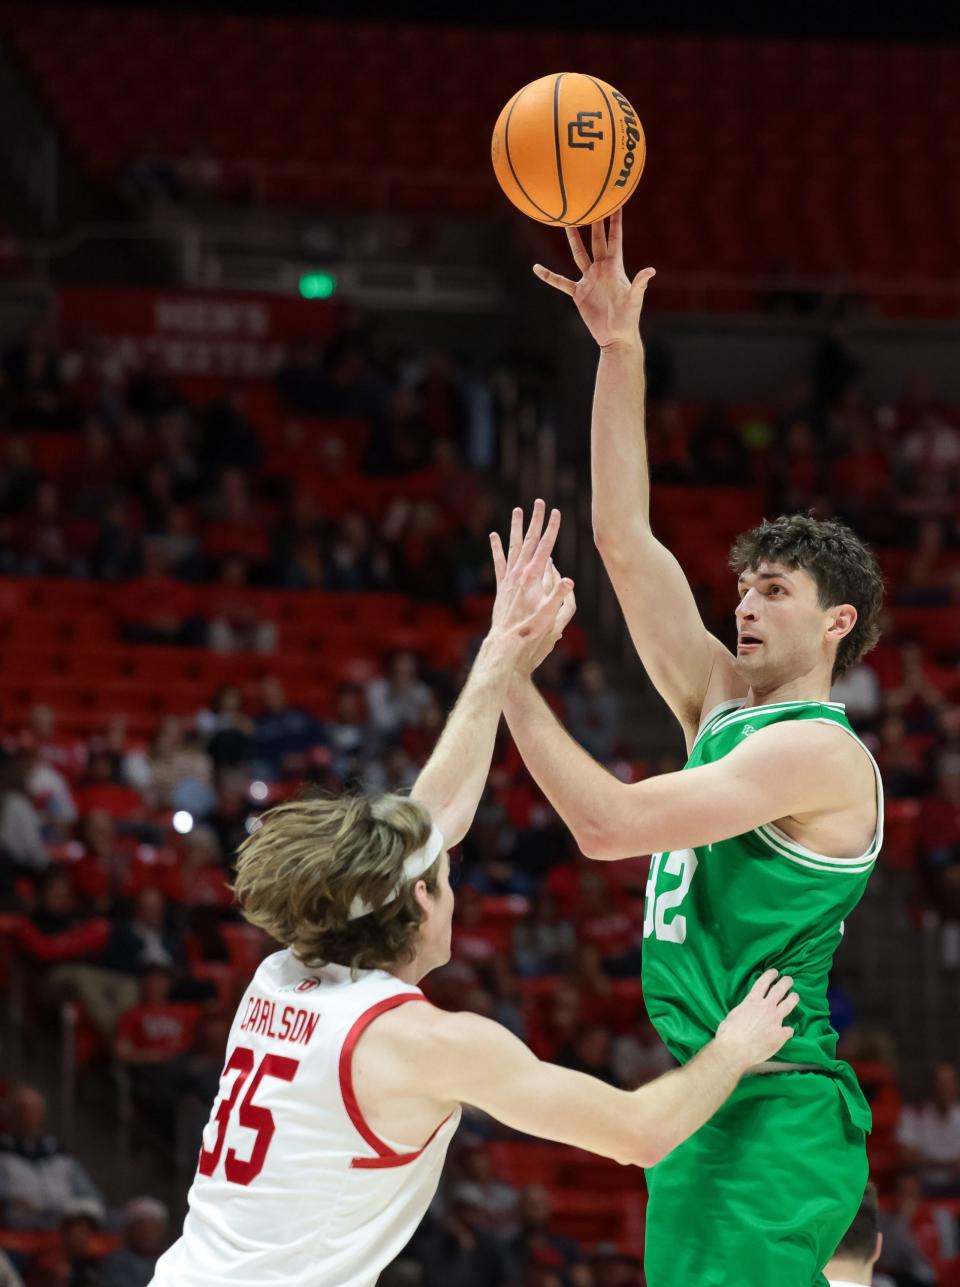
[{"x1": 644, "y1": 1071, "x2": 868, "y2": 1287}]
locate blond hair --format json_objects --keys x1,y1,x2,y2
[{"x1": 233, "y1": 791, "x2": 440, "y2": 971}]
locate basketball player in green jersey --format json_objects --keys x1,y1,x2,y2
[{"x1": 499, "y1": 210, "x2": 887, "y2": 1287}]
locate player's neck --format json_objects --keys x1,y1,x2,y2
[
  {"x1": 746, "y1": 667, "x2": 833, "y2": 708},
  {"x1": 384, "y1": 954, "x2": 429, "y2": 987},
  {"x1": 823, "y1": 1257, "x2": 872, "y2": 1284}
]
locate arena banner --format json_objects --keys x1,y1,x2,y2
[{"x1": 57, "y1": 286, "x2": 340, "y2": 379}]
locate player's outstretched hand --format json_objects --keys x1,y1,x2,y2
[
  {"x1": 489, "y1": 499, "x2": 576, "y2": 675},
  {"x1": 532, "y1": 208, "x2": 655, "y2": 350},
  {"x1": 713, "y1": 969, "x2": 799, "y2": 1073}
]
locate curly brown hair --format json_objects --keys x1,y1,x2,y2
[
  {"x1": 728, "y1": 513, "x2": 884, "y2": 680},
  {"x1": 233, "y1": 792, "x2": 440, "y2": 973}
]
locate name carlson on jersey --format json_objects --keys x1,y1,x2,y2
[{"x1": 238, "y1": 994, "x2": 320, "y2": 1046}]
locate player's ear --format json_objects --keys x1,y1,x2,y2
[
  {"x1": 825, "y1": 603, "x2": 857, "y2": 643},
  {"x1": 872, "y1": 1231, "x2": 883, "y2": 1265}
]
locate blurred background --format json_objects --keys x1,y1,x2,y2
[{"x1": 0, "y1": 2, "x2": 958, "y2": 1284}]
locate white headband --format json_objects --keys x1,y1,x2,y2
[{"x1": 347, "y1": 824, "x2": 446, "y2": 921}]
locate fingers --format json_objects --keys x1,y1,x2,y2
[
  {"x1": 565, "y1": 226, "x2": 592, "y2": 275},
  {"x1": 629, "y1": 267, "x2": 656, "y2": 305},
  {"x1": 608, "y1": 207, "x2": 623, "y2": 258},
  {"x1": 591, "y1": 218, "x2": 607, "y2": 260},
  {"x1": 752, "y1": 968, "x2": 780, "y2": 996},
  {"x1": 505, "y1": 507, "x2": 524, "y2": 572},
  {"x1": 527, "y1": 576, "x2": 575, "y2": 633},
  {"x1": 515, "y1": 499, "x2": 547, "y2": 573},
  {"x1": 541, "y1": 557, "x2": 561, "y2": 594},
  {"x1": 766, "y1": 974, "x2": 794, "y2": 1004},
  {"x1": 526, "y1": 507, "x2": 561, "y2": 585},
  {"x1": 490, "y1": 531, "x2": 507, "y2": 584},
  {"x1": 533, "y1": 264, "x2": 577, "y2": 296},
  {"x1": 555, "y1": 586, "x2": 577, "y2": 633}
]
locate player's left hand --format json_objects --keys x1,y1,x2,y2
[{"x1": 489, "y1": 500, "x2": 577, "y2": 675}]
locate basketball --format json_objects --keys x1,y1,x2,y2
[{"x1": 491, "y1": 72, "x2": 645, "y2": 226}]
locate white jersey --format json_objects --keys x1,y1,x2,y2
[{"x1": 152, "y1": 952, "x2": 461, "y2": 1287}]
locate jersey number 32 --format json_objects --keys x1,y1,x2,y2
[{"x1": 644, "y1": 849, "x2": 698, "y2": 944}]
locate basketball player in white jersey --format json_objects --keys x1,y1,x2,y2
[{"x1": 152, "y1": 503, "x2": 799, "y2": 1287}]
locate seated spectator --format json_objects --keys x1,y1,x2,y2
[
  {"x1": 0, "y1": 1086, "x2": 103, "y2": 1230},
  {"x1": 895, "y1": 518, "x2": 958, "y2": 607},
  {"x1": 93, "y1": 497, "x2": 143, "y2": 581},
  {"x1": 875, "y1": 715, "x2": 928, "y2": 799},
  {"x1": 121, "y1": 546, "x2": 206, "y2": 647},
  {"x1": 388, "y1": 500, "x2": 458, "y2": 604},
  {"x1": 770, "y1": 418, "x2": 827, "y2": 512},
  {"x1": 409, "y1": 1183, "x2": 510, "y2": 1287},
  {"x1": 24, "y1": 1198, "x2": 105, "y2": 1287},
  {"x1": 363, "y1": 388, "x2": 430, "y2": 477},
  {"x1": 556, "y1": 1024, "x2": 618, "y2": 1086},
  {"x1": 453, "y1": 1143, "x2": 519, "y2": 1242},
  {"x1": 0, "y1": 752, "x2": 47, "y2": 885},
  {"x1": 416, "y1": 350, "x2": 468, "y2": 447},
  {"x1": 73, "y1": 752, "x2": 143, "y2": 822},
  {"x1": 689, "y1": 404, "x2": 750, "y2": 486},
  {"x1": 831, "y1": 661, "x2": 882, "y2": 733},
  {"x1": 564, "y1": 660, "x2": 622, "y2": 764},
  {"x1": 22, "y1": 743, "x2": 77, "y2": 838},
  {"x1": 451, "y1": 493, "x2": 498, "y2": 598},
  {"x1": 325, "y1": 683, "x2": 379, "y2": 784},
  {"x1": 147, "y1": 505, "x2": 201, "y2": 581},
  {"x1": 897, "y1": 1062, "x2": 960, "y2": 1196},
  {"x1": 194, "y1": 685, "x2": 253, "y2": 770},
  {"x1": 115, "y1": 965, "x2": 200, "y2": 1140},
  {"x1": 200, "y1": 389, "x2": 263, "y2": 481},
  {"x1": 512, "y1": 891, "x2": 576, "y2": 978},
  {"x1": 18, "y1": 869, "x2": 110, "y2": 968},
  {"x1": 207, "y1": 556, "x2": 277, "y2": 655},
  {"x1": 50, "y1": 888, "x2": 186, "y2": 1039},
  {"x1": 145, "y1": 719, "x2": 215, "y2": 817},
  {"x1": 918, "y1": 765, "x2": 960, "y2": 939},
  {"x1": 21, "y1": 707, "x2": 88, "y2": 785},
  {"x1": 325, "y1": 513, "x2": 393, "y2": 592},
  {"x1": 611, "y1": 1014, "x2": 675, "y2": 1089},
  {"x1": 174, "y1": 825, "x2": 232, "y2": 912},
  {"x1": 252, "y1": 677, "x2": 326, "y2": 782},
  {"x1": 886, "y1": 643, "x2": 950, "y2": 734},
  {"x1": 507, "y1": 1186, "x2": 584, "y2": 1285},
  {"x1": 366, "y1": 650, "x2": 433, "y2": 740},
  {"x1": 99, "y1": 1196, "x2": 169, "y2": 1287},
  {"x1": 69, "y1": 809, "x2": 130, "y2": 911},
  {"x1": 897, "y1": 410, "x2": 960, "y2": 516}
]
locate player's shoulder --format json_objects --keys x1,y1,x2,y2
[
  {"x1": 736, "y1": 713, "x2": 874, "y2": 790},
  {"x1": 361, "y1": 1001, "x2": 504, "y2": 1071}
]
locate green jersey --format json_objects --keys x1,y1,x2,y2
[{"x1": 641, "y1": 699, "x2": 882, "y2": 1131}]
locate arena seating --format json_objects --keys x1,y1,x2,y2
[{"x1": 3, "y1": 5, "x2": 960, "y2": 305}]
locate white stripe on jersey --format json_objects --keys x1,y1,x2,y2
[{"x1": 151, "y1": 952, "x2": 461, "y2": 1287}]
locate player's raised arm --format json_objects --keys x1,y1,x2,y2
[
  {"x1": 385, "y1": 970, "x2": 797, "y2": 1168},
  {"x1": 411, "y1": 501, "x2": 574, "y2": 847},
  {"x1": 534, "y1": 210, "x2": 741, "y2": 745}
]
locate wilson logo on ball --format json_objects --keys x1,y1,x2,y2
[{"x1": 613, "y1": 92, "x2": 643, "y2": 189}]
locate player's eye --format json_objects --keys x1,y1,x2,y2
[{"x1": 768, "y1": 585, "x2": 784, "y2": 596}]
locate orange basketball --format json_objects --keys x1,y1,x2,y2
[{"x1": 491, "y1": 72, "x2": 645, "y2": 226}]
